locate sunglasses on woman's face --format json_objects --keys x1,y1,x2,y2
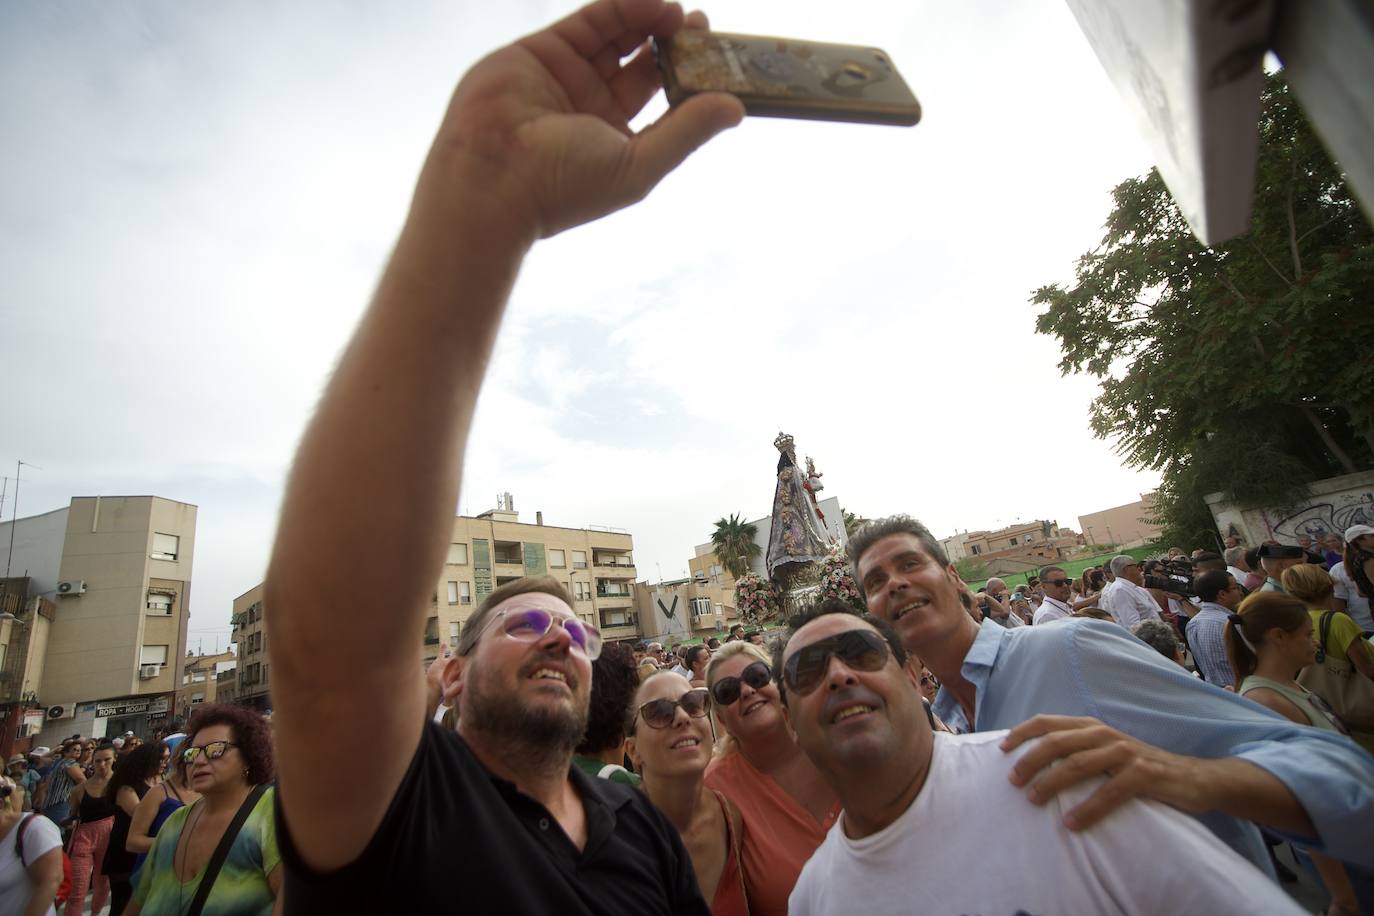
[
  {"x1": 637, "y1": 688, "x2": 711, "y2": 729},
  {"x1": 710, "y1": 661, "x2": 772, "y2": 706},
  {"x1": 920, "y1": 673, "x2": 940, "y2": 688},
  {"x1": 782, "y1": 629, "x2": 891, "y2": 697},
  {"x1": 182, "y1": 741, "x2": 238, "y2": 764}
]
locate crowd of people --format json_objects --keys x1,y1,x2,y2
[
  {"x1": 0, "y1": 706, "x2": 279, "y2": 915},
  {"x1": 8, "y1": 0, "x2": 1373, "y2": 912}
]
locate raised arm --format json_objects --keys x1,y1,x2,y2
[{"x1": 264, "y1": 0, "x2": 742, "y2": 872}]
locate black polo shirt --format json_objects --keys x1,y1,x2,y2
[{"x1": 276, "y1": 721, "x2": 708, "y2": 914}]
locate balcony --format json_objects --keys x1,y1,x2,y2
[
  {"x1": 596, "y1": 583, "x2": 632, "y2": 599},
  {"x1": 599, "y1": 611, "x2": 639, "y2": 630}
]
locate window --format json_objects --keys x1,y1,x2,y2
[
  {"x1": 146, "y1": 592, "x2": 174, "y2": 615},
  {"x1": 548, "y1": 549, "x2": 566, "y2": 568},
  {"x1": 970, "y1": 544, "x2": 983, "y2": 556},
  {"x1": 449, "y1": 622, "x2": 460, "y2": 647},
  {"x1": 447, "y1": 543, "x2": 469, "y2": 565},
  {"x1": 690, "y1": 597, "x2": 712, "y2": 618},
  {"x1": 140, "y1": 645, "x2": 170, "y2": 667},
  {"x1": 600, "y1": 609, "x2": 638, "y2": 628},
  {"x1": 1008, "y1": 538, "x2": 1018, "y2": 548},
  {"x1": 151, "y1": 533, "x2": 180, "y2": 561},
  {"x1": 447, "y1": 581, "x2": 460, "y2": 605},
  {"x1": 573, "y1": 581, "x2": 591, "y2": 601},
  {"x1": 710, "y1": 564, "x2": 722, "y2": 578},
  {"x1": 459, "y1": 581, "x2": 471, "y2": 605},
  {"x1": 572, "y1": 551, "x2": 587, "y2": 569}
]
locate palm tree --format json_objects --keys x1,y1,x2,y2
[{"x1": 711, "y1": 513, "x2": 761, "y2": 580}]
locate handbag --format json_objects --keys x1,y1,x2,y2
[
  {"x1": 185, "y1": 784, "x2": 268, "y2": 916},
  {"x1": 1298, "y1": 611, "x2": 1374, "y2": 732}
]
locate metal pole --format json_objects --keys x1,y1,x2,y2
[{"x1": 3, "y1": 461, "x2": 19, "y2": 581}]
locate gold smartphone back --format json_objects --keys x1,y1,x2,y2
[{"x1": 656, "y1": 31, "x2": 920, "y2": 127}]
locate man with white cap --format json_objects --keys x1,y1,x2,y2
[{"x1": 1332, "y1": 524, "x2": 1374, "y2": 631}]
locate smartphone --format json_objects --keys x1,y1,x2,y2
[{"x1": 655, "y1": 30, "x2": 920, "y2": 127}]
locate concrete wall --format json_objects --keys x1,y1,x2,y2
[
  {"x1": 1078, "y1": 496, "x2": 1161, "y2": 548},
  {"x1": 1206, "y1": 470, "x2": 1374, "y2": 546},
  {"x1": 0, "y1": 508, "x2": 69, "y2": 597}
]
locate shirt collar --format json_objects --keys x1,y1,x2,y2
[
  {"x1": 1041, "y1": 595, "x2": 1072, "y2": 613},
  {"x1": 1197, "y1": 602, "x2": 1231, "y2": 615},
  {"x1": 931, "y1": 619, "x2": 1008, "y2": 732}
]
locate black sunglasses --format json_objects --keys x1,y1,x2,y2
[
  {"x1": 783, "y1": 629, "x2": 891, "y2": 697},
  {"x1": 710, "y1": 661, "x2": 772, "y2": 706},
  {"x1": 1044, "y1": 578, "x2": 1071, "y2": 587},
  {"x1": 638, "y1": 688, "x2": 711, "y2": 729}
]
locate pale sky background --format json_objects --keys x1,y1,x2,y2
[{"x1": 2, "y1": 0, "x2": 1162, "y2": 653}]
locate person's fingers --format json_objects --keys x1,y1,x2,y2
[
  {"x1": 1006, "y1": 723, "x2": 1119, "y2": 786},
  {"x1": 1061, "y1": 768, "x2": 1144, "y2": 830},
  {"x1": 552, "y1": 0, "x2": 682, "y2": 60},
  {"x1": 1023, "y1": 743, "x2": 1130, "y2": 805},
  {"x1": 999, "y1": 714, "x2": 1098, "y2": 752},
  {"x1": 610, "y1": 41, "x2": 663, "y2": 119},
  {"x1": 625, "y1": 91, "x2": 743, "y2": 194}
]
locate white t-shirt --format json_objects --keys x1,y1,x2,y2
[
  {"x1": 1098, "y1": 579, "x2": 1163, "y2": 629},
  {"x1": 0, "y1": 813, "x2": 61, "y2": 916},
  {"x1": 1331, "y1": 562, "x2": 1374, "y2": 632},
  {"x1": 789, "y1": 731, "x2": 1305, "y2": 916},
  {"x1": 1032, "y1": 596, "x2": 1073, "y2": 625}
]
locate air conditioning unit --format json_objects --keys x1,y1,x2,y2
[
  {"x1": 139, "y1": 664, "x2": 160, "y2": 679},
  {"x1": 46, "y1": 703, "x2": 77, "y2": 720},
  {"x1": 56, "y1": 580, "x2": 86, "y2": 596}
]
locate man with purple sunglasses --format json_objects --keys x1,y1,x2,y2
[{"x1": 262, "y1": 0, "x2": 745, "y2": 907}]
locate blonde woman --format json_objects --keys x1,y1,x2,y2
[{"x1": 704, "y1": 641, "x2": 838, "y2": 916}]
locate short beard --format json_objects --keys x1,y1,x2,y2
[{"x1": 461, "y1": 656, "x2": 589, "y2": 775}]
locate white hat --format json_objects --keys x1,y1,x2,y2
[
  {"x1": 30, "y1": 747, "x2": 51, "y2": 757},
  {"x1": 112, "y1": 738, "x2": 125, "y2": 749},
  {"x1": 1345, "y1": 524, "x2": 1374, "y2": 543}
]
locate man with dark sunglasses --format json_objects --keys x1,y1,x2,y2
[
  {"x1": 1031, "y1": 566, "x2": 1074, "y2": 625},
  {"x1": 848, "y1": 515, "x2": 1374, "y2": 880},
  {"x1": 777, "y1": 600, "x2": 1306, "y2": 915}
]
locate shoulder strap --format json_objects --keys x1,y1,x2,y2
[
  {"x1": 14, "y1": 813, "x2": 33, "y2": 863},
  {"x1": 185, "y1": 784, "x2": 268, "y2": 916},
  {"x1": 1319, "y1": 611, "x2": 1335, "y2": 654}
]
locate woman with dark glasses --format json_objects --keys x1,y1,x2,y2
[
  {"x1": 627, "y1": 672, "x2": 749, "y2": 915},
  {"x1": 125, "y1": 705, "x2": 279, "y2": 916},
  {"x1": 703, "y1": 643, "x2": 838, "y2": 916}
]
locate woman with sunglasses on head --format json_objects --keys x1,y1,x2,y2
[
  {"x1": 628, "y1": 671, "x2": 748, "y2": 915},
  {"x1": 126, "y1": 737, "x2": 200, "y2": 893},
  {"x1": 102, "y1": 741, "x2": 166, "y2": 916},
  {"x1": 125, "y1": 704, "x2": 279, "y2": 916},
  {"x1": 704, "y1": 642, "x2": 838, "y2": 916}
]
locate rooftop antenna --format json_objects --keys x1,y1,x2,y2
[{"x1": 5, "y1": 461, "x2": 40, "y2": 581}]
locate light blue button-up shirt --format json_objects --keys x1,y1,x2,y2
[
  {"x1": 1187, "y1": 602, "x2": 1234, "y2": 688},
  {"x1": 932, "y1": 618, "x2": 1374, "y2": 871}
]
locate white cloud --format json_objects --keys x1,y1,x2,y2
[{"x1": 3, "y1": 0, "x2": 1163, "y2": 647}]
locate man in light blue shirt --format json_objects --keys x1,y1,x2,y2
[
  {"x1": 849, "y1": 514, "x2": 1374, "y2": 874},
  {"x1": 1188, "y1": 570, "x2": 1245, "y2": 688}
]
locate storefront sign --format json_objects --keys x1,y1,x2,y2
[{"x1": 95, "y1": 696, "x2": 170, "y2": 718}]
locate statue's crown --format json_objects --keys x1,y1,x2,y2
[{"x1": 774, "y1": 431, "x2": 794, "y2": 452}]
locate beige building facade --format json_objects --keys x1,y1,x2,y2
[
  {"x1": 0, "y1": 496, "x2": 200, "y2": 748},
  {"x1": 176, "y1": 650, "x2": 237, "y2": 718},
  {"x1": 960, "y1": 520, "x2": 1081, "y2": 565},
  {"x1": 228, "y1": 504, "x2": 640, "y2": 702},
  {"x1": 1078, "y1": 494, "x2": 1161, "y2": 548}
]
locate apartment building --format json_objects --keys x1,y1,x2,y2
[
  {"x1": 227, "y1": 500, "x2": 640, "y2": 699},
  {"x1": 633, "y1": 577, "x2": 739, "y2": 644},
  {"x1": 176, "y1": 649, "x2": 236, "y2": 718},
  {"x1": 0, "y1": 496, "x2": 197, "y2": 750},
  {"x1": 1078, "y1": 494, "x2": 1162, "y2": 548},
  {"x1": 960, "y1": 520, "x2": 1081, "y2": 565}
]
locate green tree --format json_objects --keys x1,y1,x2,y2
[
  {"x1": 843, "y1": 511, "x2": 868, "y2": 538},
  {"x1": 1034, "y1": 73, "x2": 1374, "y2": 543},
  {"x1": 711, "y1": 513, "x2": 761, "y2": 579},
  {"x1": 953, "y1": 556, "x2": 989, "y2": 582}
]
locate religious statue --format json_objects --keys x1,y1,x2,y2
[{"x1": 765, "y1": 432, "x2": 833, "y2": 583}]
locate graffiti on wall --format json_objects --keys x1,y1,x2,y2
[{"x1": 1271, "y1": 492, "x2": 1374, "y2": 541}]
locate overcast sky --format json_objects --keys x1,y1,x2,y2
[{"x1": 2, "y1": 0, "x2": 1161, "y2": 652}]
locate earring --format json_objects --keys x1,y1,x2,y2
[{"x1": 242, "y1": 768, "x2": 249, "y2": 778}]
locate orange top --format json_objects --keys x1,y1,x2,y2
[
  {"x1": 709, "y1": 790, "x2": 749, "y2": 916},
  {"x1": 704, "y1": 751, "x2": 839, "y2": 916}
]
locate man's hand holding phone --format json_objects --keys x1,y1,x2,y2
[{"x1": 416, "y1": 0, "x2": 744, "y2": 245}]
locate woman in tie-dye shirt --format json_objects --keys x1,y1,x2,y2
[{"x1": 126, "y1": 705, "x2": 279, "y2": 916}]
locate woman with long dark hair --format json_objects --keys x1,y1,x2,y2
[
  {"x1": 64, "y1": 743, "x2": 116, "y2": 916},
  {"x1": 102, "y1": 741, "x2": 166, "y2": 916},
  {"x1": 125, "y1": 705, "x2": 278, "y2": 915},
  {"x1": 126, "y1": 738, "x2": 200, "y2": 891}
]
